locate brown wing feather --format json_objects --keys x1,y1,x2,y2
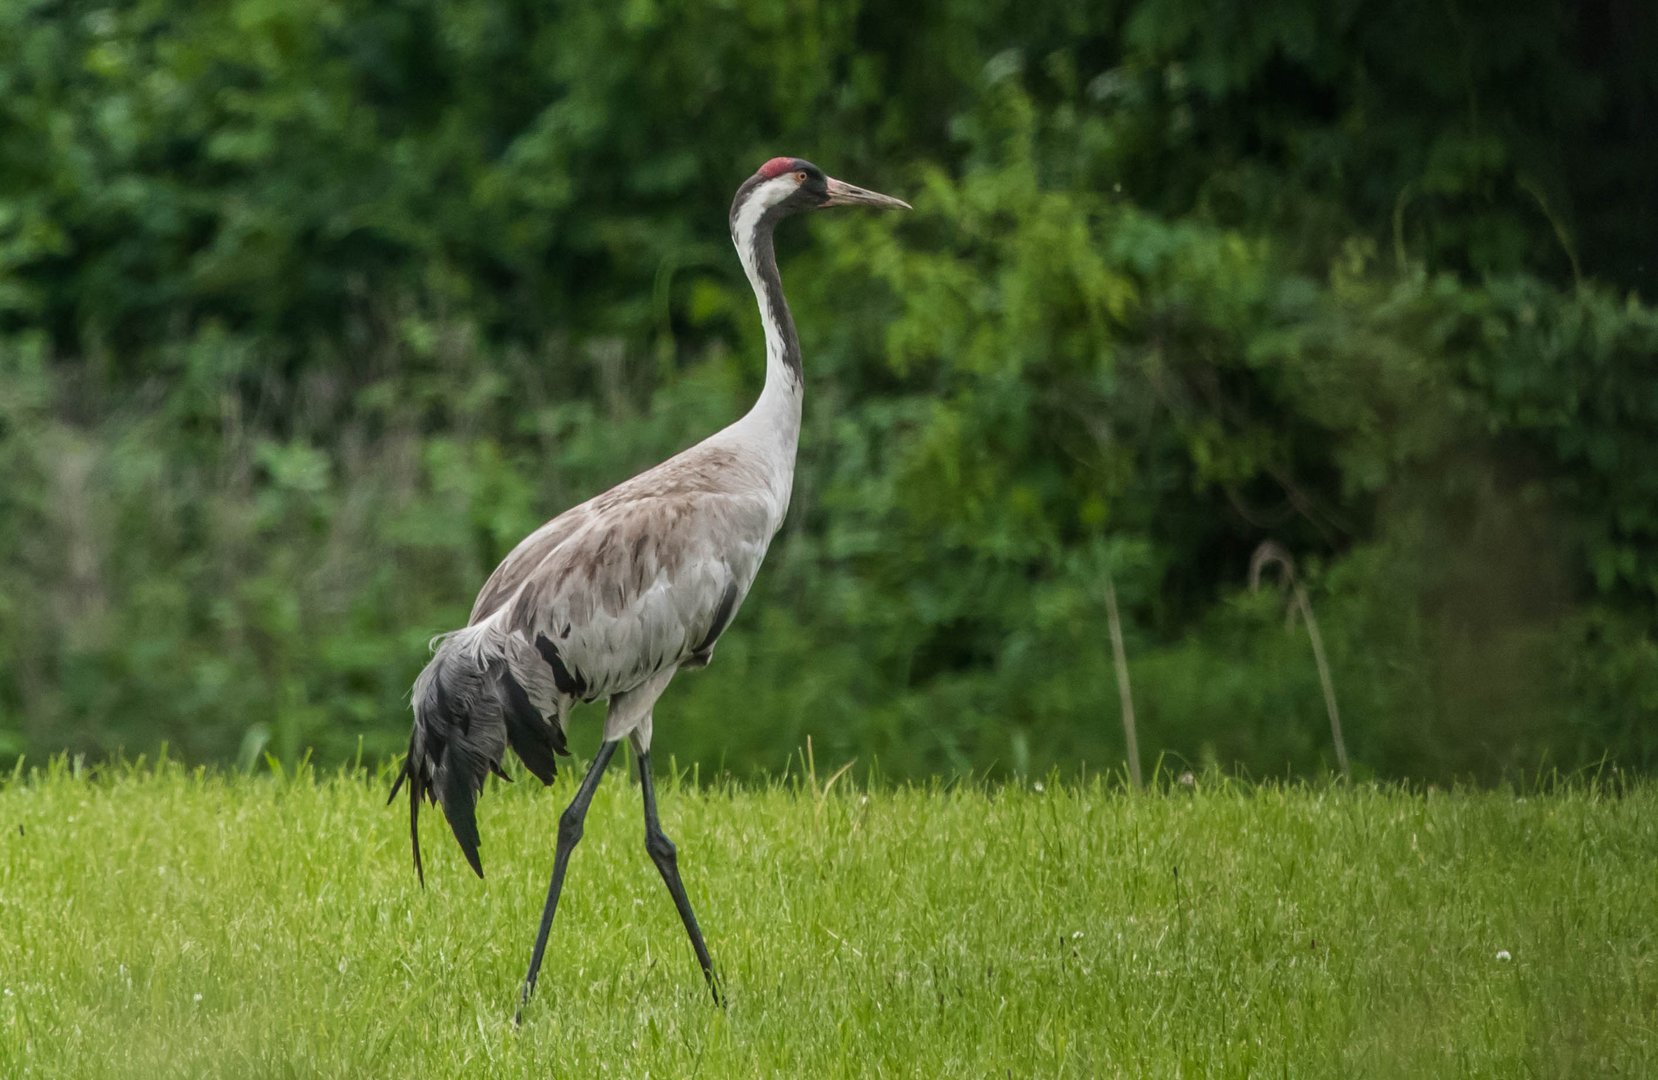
[{"x1": 469, "y1": 446, "x2": 753, "y2": 625}]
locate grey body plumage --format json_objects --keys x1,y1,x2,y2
[
  {"x1": 390, "y1": 157, "x2": 908, "y2": 1016},
  {"x1": 391, "y1": 445, "x2": 777, "y2": 881}
]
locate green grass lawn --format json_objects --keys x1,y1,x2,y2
[{"x1": 0, "y1": 757, "x2": 1653, "y2": 1078}]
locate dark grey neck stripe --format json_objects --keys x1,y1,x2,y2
[
  {"x1": 730, "y1": 181, "x2": 803, "y2": 385},
  {"x1": 747, "y1": 215, "x2": 802, "y2": 383}
]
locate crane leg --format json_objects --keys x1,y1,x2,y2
[
  {"x1": 515, "y1": 738, "x2": 619, "y2": 1025},
  {"x1": 637, "y1": 749, "x2": 722, "y2": 1005}
]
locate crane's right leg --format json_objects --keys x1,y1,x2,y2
[
  {"x1": 516, "y1": 739, "x2": 619, "y2": 1024},
  {"x1": 637, "y1": 747, "x2": 722, "y2": 1004}
]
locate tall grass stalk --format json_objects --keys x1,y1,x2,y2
[
  {"x1": 1251, "y1": 541, "x2": 1351, "y2": 781},
  {"x1": 1103, "y1": 574, "x2": 1143, "y2": 790}
]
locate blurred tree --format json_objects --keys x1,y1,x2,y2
[{"x1": 0, "y1": 0, "x2": 1653, "y2": 780}]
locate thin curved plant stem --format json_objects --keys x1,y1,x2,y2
[
  {"x1": 1250, "y1": 542, "x2": 1351, "y2": 781},
  {"x1": 1104, "y1": 573, "x2": 1143, "y2": 790},
  {"x1": 1291, "y1": 580, "x2": 1350, "y2": 781}
]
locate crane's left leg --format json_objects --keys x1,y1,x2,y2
[
  {"x1": 515, "y1": 738, "x2": 618, "y2": 1024},
  {"x1": 637, "y1": 748, "x2": 722, "y2": 1004}
]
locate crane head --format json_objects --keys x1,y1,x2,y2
[{"x1": 733, "y1": 157, "x2": 910, "y2": 230}]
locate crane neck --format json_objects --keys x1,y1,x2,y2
[{"x1": 732, "y1": 207, "x2": 803, "y2": 450}]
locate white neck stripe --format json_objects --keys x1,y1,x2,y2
[{"x1": 731, "y1": 175, "x2": 800, "y2": 378}]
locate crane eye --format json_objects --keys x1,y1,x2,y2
[{"x1": 793, "y1": 170, "x2": 807, "y2": 185}]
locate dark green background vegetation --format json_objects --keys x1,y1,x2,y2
[{"x1": 2, "y1": 0, "x2": 1655, "y2": 781}]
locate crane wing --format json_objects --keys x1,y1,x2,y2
[
  {"x1": 499, "y1": 486, "x2": 774, "y2": 704},
  {"x1": 468, "y1": 444, "x2": 785, "y2": 711}
]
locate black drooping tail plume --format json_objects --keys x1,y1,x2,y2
[{"x1": 388, "y1": 627, "x2": 568, "y2": 884}]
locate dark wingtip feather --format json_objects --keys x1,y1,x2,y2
[
  {"x1": 410, "y1": 774, "x2": 426, "y2": 888},
  {"x1": 387, "y1": 760, "x2": 426, "y2": 887},
  {"x1": 496, "y1": 665, "x2": 564, "y2": 785},
  {"x1": 404, "y1": 631, "x2": 572, "y2": 882},
  {"x1": 438, "y1": 756, "x2": 486, "y2": 879}
]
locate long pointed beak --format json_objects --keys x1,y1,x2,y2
[{"x1": 822, "y1": 176, "x2": 911, "y2": 211}]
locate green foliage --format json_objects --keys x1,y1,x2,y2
[
  {"x1": 2, "y1": 765, "x2": 1655, "y2": 1076},
  {"x1": 1, "y1": 0, "x2": 1655, "y2": 779}
]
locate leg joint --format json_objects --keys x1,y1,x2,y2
[
  {"x1": 557, "y1": 805, "x2": 586, "y2": 846},
  {"x1": 645, "y1": 828, "x2": 677, "y2": 864}
]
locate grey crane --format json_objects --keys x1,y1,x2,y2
[{"x1": 389, "y1": 157, "x2": 909, "y2": 1019}]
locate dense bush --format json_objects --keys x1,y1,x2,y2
[{"x1": 1, "y1": 0, "x2": 1654, "y2": 780}]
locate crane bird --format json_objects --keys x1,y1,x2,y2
[{"x1": 389, "y1": 157, "x2": 909, "y2": 1019}]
